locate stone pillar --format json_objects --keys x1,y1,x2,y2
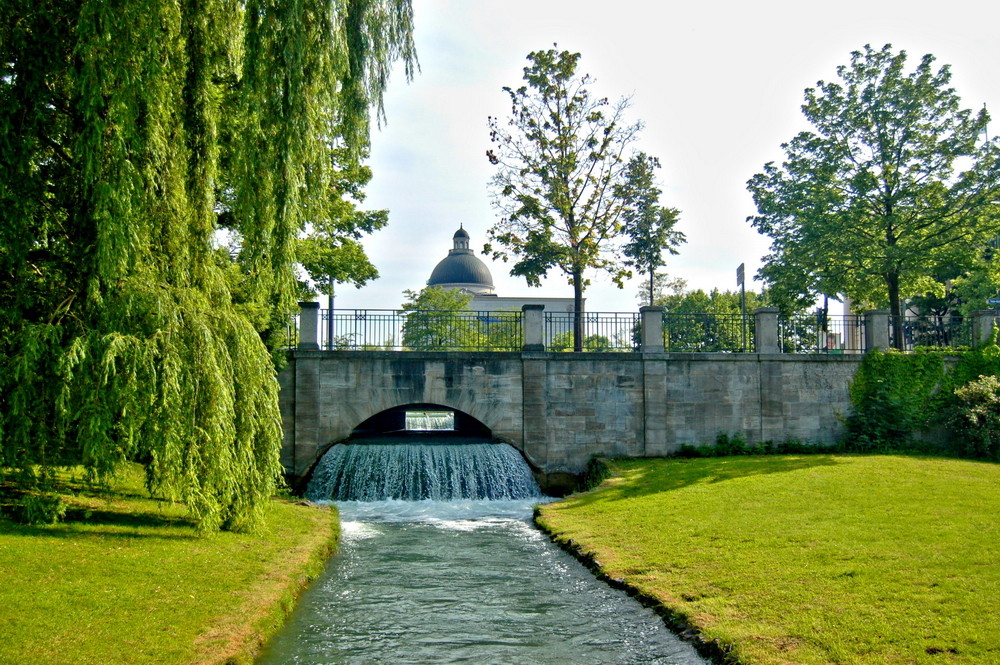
[
  {"x1": 864, "y1": 309, "x2": 890, "y2": 352},
  {"x1": 754, "y1": 307, "x2": 780, "y2": 354},
  {"x1": 522, "y1": 304, "x2": 545, "y2": 352},
  {"x1": 298, "y1": 301, "x2": 320, "y2": 350},
  {"x1": 973, "y1": 310, "x2": 999, "y2": 347},
  {"x1": 639, "y1": 306, "x2": 664, "y2": 353}
]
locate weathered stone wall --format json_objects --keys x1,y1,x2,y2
[
  {"x1": 280, "y1": 351, "x2": 524, "y2": 477},
  {"x1": 279, "y1": 350, "x2": 863, "y2": 479}
]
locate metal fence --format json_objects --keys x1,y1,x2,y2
[
  {"x1": 779, "y1": 314, "x2": 866, "y2": 354},
  {"x1": 318, "y1": 309, "x2": 523, "y2": 351},
  {"x1": 543, "y1": 311, "x2": 640, "y2": 351},
  {"x1": 889, "y1": 315, "x2": 973, "y2": 351},
  {"x1": 662, "y1": 313, "x2": 753, "y2": 352},
  {"x1": 286, "y1": 308, "x2": 982, "y2": 353}
]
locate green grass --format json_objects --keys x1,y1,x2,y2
[
  {"x1": 536, "y1": 455, "x2": 1000, "y2": 665},
  {"x1": 0, "y1": 467, "x2": 338, "y2": 665}
]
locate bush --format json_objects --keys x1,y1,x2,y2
[
  {"x1": 578, "y1": 456, "x2": 613, "y2": 490},
  {"x1": 843, "y1": 344, "x2": 1000, "y2": 457},
  {"x1": 18, "y1": 492, "x2": 67, "y2": 525},
  {"x1": 671, "y1": 435, "x2": 833, "y2": 459},
  {"x1": 951, "y1": 374, "x2": 1000, "y2": 460},
  {"x1": 843, "y1": 350, "x2": 946, "y2": 452}
]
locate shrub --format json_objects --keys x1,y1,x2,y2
[
  {"x1": 951, "y1": 374, "x2": 1000, "y2": 460},
  {"x1": 579, "y1": 457, "x2": 613, "y2": 490},
  {"x1": 843, "y1": 350, "x2": 947, "y2": 452},
  {"x1": 714, "y1": 432, "x2": 750, "y2": 455},
  {"x1": 671, "y1": 435, "x2": 833, "y2": 459},
  {"x1": 18, "y1": 492, "x2": 67, "y2": 525},
  {"x1": 843, "y1": 343, "x2": 1000, "y2": 457}
]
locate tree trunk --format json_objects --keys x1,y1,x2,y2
[
  {"x1": 887, "y1": 271, "x2": 904, "y2": 350},
  {"x1": 573, "y1": 270, "x2": 584, "y2": 352}
]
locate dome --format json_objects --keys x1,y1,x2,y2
[
  {"x1": 428, "y1": 253, "x2": 494, "y2": 288},
  {"x1": 426, "y1": 227, "x2": 495, "y2": 294}
]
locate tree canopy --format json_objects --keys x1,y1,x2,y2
[
  {"x1": 295, "y1": 148, "x2": 388, "y2": 299},
  {"x1": 0, "y1": 0, "x2": 415, "y2": 530},
  {"x1": 400, "y1": 287, "x2": 475, "y2": 350},
  {"x1": 399, "y1": 287, "x2": 520, "y2": 351},
  {"x1": 747, "y1": 44, "x2": 1000, "y2": 341},
  {"x1": 616, "y1": 153, "x2": 685, "y2": 306},
  {"x1": 653, "y1": 281, "x2": 767, "y2": 352},
  {"x1": 485, "y1": 47, "x2": 643, "y2": 350}
]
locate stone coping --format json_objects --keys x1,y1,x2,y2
[{"x1": 289, "y1": 349, "x2": 867, "y2": 363}]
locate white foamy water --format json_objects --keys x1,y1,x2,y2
[{"x1": 307, "y1": 442, "x2": 541, "y2": 502}]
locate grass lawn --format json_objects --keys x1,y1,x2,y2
[
  {"x1": 536, "y1": 455, "x2": 1000, "y2": 665},
  {"x1": 0, "y1": 467, "x2": 338, "y2": 665}
]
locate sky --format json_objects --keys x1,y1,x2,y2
[{"x1": 331, "y1": 0, "x2": 1000, "y2": 313}]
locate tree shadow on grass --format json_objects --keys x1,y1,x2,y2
[
  {"x1": 1, "y1": 506, "x2": 200, "y2": 540},
  {"x1": 570, "y1": 455, "x2": 844, "y2": 506}
]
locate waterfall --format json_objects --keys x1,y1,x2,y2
[
  {"x1": 306, "y1": 442, "x2": 541, "y2": 501},
  {"x1": 404, "y1": 411, "x2": 454, "y2": 431}
]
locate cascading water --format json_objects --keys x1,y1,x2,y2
[
  {"x1": 259, "y1": 439, "x2": 709, "y2": 665},
  {"x1": 404, "y1": 410, "x2": 454, "y2": 430},
  {"x1": 306, "y1": 441, "x2": 541, "y2": 501}
]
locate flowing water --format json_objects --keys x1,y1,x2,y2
[
  {"x1": 308, "y1": 442, "x2": 540, "y2": 501},
  {"x1": 256, "y1": 442, "x2": 709, "y2": 665}
]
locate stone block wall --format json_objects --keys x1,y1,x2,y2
[{"x1": 280, "y1": 350, "x2": 863, "y2": 479}]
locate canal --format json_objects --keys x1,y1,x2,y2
[{"x1": 256, "y1": 443, "x2": 710, "y2": 664}]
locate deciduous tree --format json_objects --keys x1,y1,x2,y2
[
  {"x1": 748, "y1": 44, "x2": 1000, "y2": 348},
  {"x1": 616, "y1": 153, "x2": 684, "y2": 306},
  {"x1": 0, "y1": 0, "x2": 415, "y2": 530},
  {"x1": 296, "y1": 149, "x2": 388, "y2": 300},
  {"x1": 486, "y1": 47, "x2": 642, "y2": 351},
  {"x1": 400, "y1": 287, "x2": 475, "y2": 350}
]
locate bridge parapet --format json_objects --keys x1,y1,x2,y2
[{"x1": 291, "y1": 303, "x2": 993, "y2": 354}]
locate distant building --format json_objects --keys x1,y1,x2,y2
[{"x1": 427, "y1": 227, "x2": 580, "y2": 314}]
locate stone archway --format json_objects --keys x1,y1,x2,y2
[{"x1": 351, "y1": 402, "x2": 493, "y2": 439}]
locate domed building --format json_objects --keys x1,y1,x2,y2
[
  {"x1": 425, "y1": 227, "x2": 579, "y2": 315},
  {"x1": 427, "y1": 227, "x2": 495, "y2": 295}
]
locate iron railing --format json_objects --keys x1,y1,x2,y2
[
  {"x1": 319, "y1": 308, "x2": 522, "y2": 351},
  {"x1": 889, "y1": 315, "x2": 973, "y2": 351},
  {"x1": 663, "y1": 313, "x2": 753, "y2": 352},
  {"x1": 543, "y1": 311, "x2": 640, "y2": 351},
  {"x1": 286, "y1": 308, "x2": 982, "y2": 353},
  {"x1": 779, "y1": 314, "x2": 866, "y2": 354}
]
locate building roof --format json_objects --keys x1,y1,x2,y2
[{"x1": 427, "y1": 227, "x2": 494, "y2": 292}]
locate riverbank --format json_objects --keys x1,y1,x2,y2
[
  {"x1": 535, "y1": 455, "x2": 1000, "y2": 665},
  {"x1": 0, "y1": 466, "x2": 338, "y2": 665}
]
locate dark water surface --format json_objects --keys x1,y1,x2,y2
[{"x1": 256, "y1": 500, "x2": 709, "y2": 665}]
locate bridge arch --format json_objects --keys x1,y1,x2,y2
[{"x1": 351, "y1": 403, "x2": 492, "y2": 439}]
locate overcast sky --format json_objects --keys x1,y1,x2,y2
[{"x1": 331, "y1": 0, "x2": 1000, "y2": 313}]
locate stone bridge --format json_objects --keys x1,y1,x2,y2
[
  {"x1": 278, "y1": 349, "x2": 864, "y2": 490},
  {"x1": 277, "y1": 306, "x2": 998, "y2": 490}
]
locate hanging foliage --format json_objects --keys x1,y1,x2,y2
[{"x1": 0, "y1": 0, "x2": 415, "y2": 531}]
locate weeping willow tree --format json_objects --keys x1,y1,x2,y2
[{"x1": 0, "y1": 0, "x2": 415, "y2": 531}]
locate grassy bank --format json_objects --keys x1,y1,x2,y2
[
  {"x1": 0, "y1": 467, "x2": 338, "y2": 665},
  {"x1": 536, "y1": 455, "x2": 1000, "y2": 665}
]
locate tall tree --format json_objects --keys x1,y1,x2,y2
[
  {"x1": 0, "y1": 0, "x2": 415, "y2": 530},
  {"x1": 748, "y1": 44, "x2": 1000, "y2": 347},
  {"x1": 616, "y1": 153, "x2": 685, "y2": 306},
  {"x1": 486, "y1": 47, "x2": 642, "y2": 351},
  {"x1": 295, "y1": 147, "x2": 388, "y2": 300}
]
